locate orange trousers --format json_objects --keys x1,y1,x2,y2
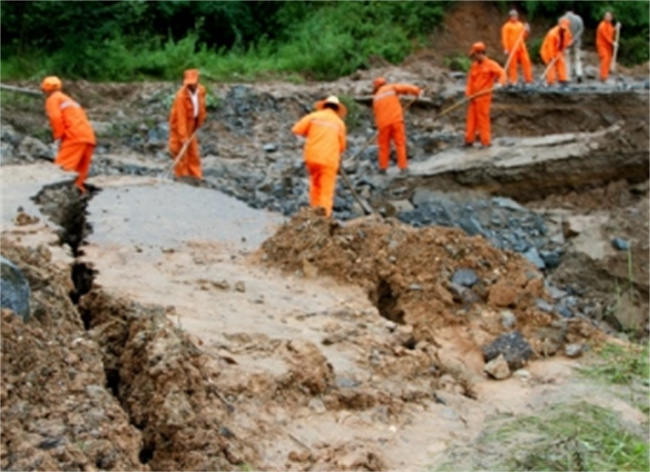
[
  {"x1": 55, "y1": 141, "x2": 94, "y2": 192},
  {"x1": 599, "y1": 51, "x2": 612, "y2": 80},
  {"x1": 465, "y1": 97, "x2": 492, "y2": 146},
  {"x1": 378, "y1": 121, "x2": 408, "y2": 170},
  {"x1": 306, "y1": 162, "x2": 337, "y2": 217},
  {"x1": 508, "y1": 48, "x2": 533, "y2": 84},
  {"x1": 170, "y1": 136, "x2": 202, "y2": 179},
  {"x1": 546, "y1": 55, "x2": 568, "y2": 85}
]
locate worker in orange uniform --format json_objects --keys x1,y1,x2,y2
[
  {"x1": 292, "y1": 96, "x2": 347, "y2": 217},
  {"x1": 501, "y1": 9, "x2": 532, "y2": 86},
  {"x1": 168, "y1": 69, "x2": 206, "y2": 179},
  {"x1": 464, "y1": 42, "x2": 506, "y2": 148},
  {"x1": 372, "y1": 77, "x2": 422, "y2": 174},
  {"x1": 41, "y1": 76, "x2": 96, "y2": 194},
  {"x1": 540, "y1": 18, "x2": 573, "y2": 86},
  {"x1": 596, "y1": 11, "x2": 618, "y2": 82}
]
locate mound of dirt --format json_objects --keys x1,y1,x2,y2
[{"x1": 261, "y1": 209, "x2": 602, "y2": 355}]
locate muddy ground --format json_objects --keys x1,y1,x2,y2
[{"x1": 1, "y1": 4, "x2": 649, "y2": 468}]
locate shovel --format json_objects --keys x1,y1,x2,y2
[
  {"x1": 610, "y1": 22, "x2": 622, "y2": 73},
  {"x1": 160, "y1": 129, "x2": 197, "y2": 182},
  {"x1": 537, "y1": 39, "x2": 573, "y2": 86},
  {"x1": 338, "y1": 166, "x2": 375, "y2": 215},
  {"x1": 503, "y1": 27, "x2": 528, "y2": 77}
]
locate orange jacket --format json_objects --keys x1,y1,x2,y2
[
  {"x1": 501, "y1": 19, "x2": 528, "y2": 52},
  {"x1": 169, "y1": 84, "x2": 207, "y2": 143},
  {"x1": 596, "y1": 20, "x2": 615, "y2": 54},
  {"x1": 372, "y1": 83, "x2": 421, "y2": 129},
  {"x1": 45, "y1": 91, "x2": 95, "y2": 145},
  {"x1": 466, "y1": 57, "x2": 506, "y2": 97},
  {"x1": 292, "y1": 108, "x2": 346, "y2": 169},
  {"x1": 540, "y1": 25, "x2": 573, "y2": 63}
]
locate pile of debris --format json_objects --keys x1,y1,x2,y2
[{"x1": 261, "y1": 209, "x2": 602, "y2": 365}]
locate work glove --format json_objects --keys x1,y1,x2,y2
[
  {"x1": 418, "y1": 89, "x2": 424, "y2": 99},
  {"x1": 494, "y1": 83, "x2": 504, "y2": 90},
  {"x1": 525, "y1": 22, "x2": 531, "y2": 33},
  {"x1": 504, "y1": 50, "x2": 509, "y2": 56}
]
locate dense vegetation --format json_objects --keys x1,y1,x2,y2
[{"x1": 1, "y1": 1, "x2": 647, "y2": 83}]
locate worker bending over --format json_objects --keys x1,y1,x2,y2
[
  {"x1": 560, "y1": 10, "x2": 584, "y2": 83},
  {"x1": 540, "y1": 18, "x2": 573, "y2": 86},
  {"x1": 464, "y1": 42, "x2": 506, "y2": 148},
  {"x1": 168, "y1": 69, "x2": 206, "y2": 179},
  {"x1": 372, "y1": 77, "x2": 422, "y2": 174},
  {"x1": 501, "y1": 9, "x2": 532, "y2": 86},
  {"x1": 292, "y1": 96, "x2": 347, "y2": 217},
  {"x1": 41, "y1": 76, "x2": 96, "y2": 194},
  {"x1": 596, "y1": 11, "x2": 618, "y2": 82}
]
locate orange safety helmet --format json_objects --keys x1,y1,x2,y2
[
  {"x1": 314, "y1": 95, "x2": 348, "y2": 119},
  {"x1": 469, "y1": 42, "x2": 487, "y2": 55},
  {"x1": 183, "y1": 68, "x2": 200, "y2": 86},
  {"x1": 41, "y1": 76, "x2": 62, "y2": 93}
]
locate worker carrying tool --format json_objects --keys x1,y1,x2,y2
[
  {"x1": 464, "y1": 42, "x2": 506, "y2": 148},
  {"x1": 372, "y1": 77, "x2": 422, "y2": 174},
  {"x1": 560, "y1": 10, "x2": 584, "y2": 83},
  {"x1": 41, "y1": 76, "x2": 96, "y2": 194},
  {"x1": 540, "y1": 18, "x2": 573, "y2": 86},
  {"x1": 596, "y1": 11, "x2": 618, "y2": 82},
  {"x1": 501, "y1": 9, "x2": 532, "y2": 86},
  {"x1": 292, "y1": 95, "x2": 347, "y2": 217},
  {"x1": 168, "y1": 68, "x2": 206, "y2": 179}
]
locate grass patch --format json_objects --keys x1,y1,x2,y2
[
  {"x1": 580, "y1": 342, "x2": 649, "y2": 386},
  {"x1": 498, "y1": 402, "x2": 648, "y2": 471},
  {"x1": 438, "y1": 401, "x2": 649, "y2": 471}
]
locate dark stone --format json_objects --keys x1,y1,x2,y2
[
  {"x1": 263, "y1": 143, "x2": 278, "y2": 153},
  {"x1": 459, "y1": 216, "x2": 484, "y2": 237},
  {"x1": 492, "y1": 197, "x2": 525, "y2": 212},
  {"x1": 451, "y1": 269, "x2": 478, "y2": 288},
  {"x1": 482, "y1": 331, "x2": 534, "y2": 370},
  {"x1": 540, "y1": 249, "x2": 562, "y2": 269},
  {"x1": 447, "y1": 282, "x2": 482, "y2": 304},
  {"x1": 335, "y1": 377, "x2": 360, "y2": 389},
  {"x1": 38, "y1": 437, "x2": 62, "y2": 450},
  {"x1": 0, "y1": 256, "x2": 30, "y2": 321},
  {"x1": 535, "y1": 298, "x2": 554, "y2": 313},
  {"x1": 611, "y1": 237, "x2": 630, "y2": 251},
  {"x1": 523, "y1": 247, "x2": 546, "y2": 270},
  {"x1": 556, "y1": 305, "x2": 574, "y2": 318}
]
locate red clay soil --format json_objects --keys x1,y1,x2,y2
[{"x1": 260, "y1": 209, "x2": 602, "y2": 352}]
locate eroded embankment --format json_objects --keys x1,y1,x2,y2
[{"x1": 2, "y1": 185, "x2": 259, "y2": 470}]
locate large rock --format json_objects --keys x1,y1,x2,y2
[
  {"x1": 0, "y1": 141, "x2": 15, "y2": 164},
  {"x1": 1, "y1": 124, "x2": 21, "y2": 145},
  {"x1": 451, "y1": 269, "x2": 478, "y2": 288},
  {"x1": 0, "y1": 256, "x2": 30, "y2": 321},
  {"x1": 484, "y1": 354, "x2": 511, "y2": 380},
  {"x1": 482, "y1": 331, "x2": 533, "y2": 370},
  {"x1": 17, "y1": 136, "x2": 51, "y2": 162}
]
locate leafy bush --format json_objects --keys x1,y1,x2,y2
[
  {"x1": 1, "y1": 1, "x2": 646, "y2": 83},
  {"x1": 0, "y1": 0, "x2": 447, "y2": 82}
]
